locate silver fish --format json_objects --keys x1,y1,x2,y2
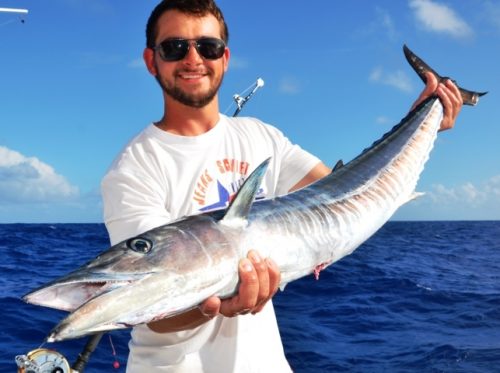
[{"x1": 24, "y1": 46, "x2": 485, "y2": 342}]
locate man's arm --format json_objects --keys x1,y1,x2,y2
[{"x1": 289, "y1": 162, "x2": 331, "y2": 192}]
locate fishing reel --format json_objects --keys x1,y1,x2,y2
[
  {"x1": 15, "y1": 348, "x2": 71, "y2": 373},
  {"x1": 232, "y1": 77, "x2": 264, "y2": 116}
]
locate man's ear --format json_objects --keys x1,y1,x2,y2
[
  {"x1": 143, "y1": 48, "x2": 158, "y2": 76},
  {"x1": 223, "y1": 47, "x2": 230, "y2": 73}
]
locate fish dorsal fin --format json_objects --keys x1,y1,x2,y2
[{"x1": 220, "y1": 157, "x2": 270, "y2": 227}]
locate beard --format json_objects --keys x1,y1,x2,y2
[{"x1": 155, "y1": 67, "x2": 224, "y2": 108}]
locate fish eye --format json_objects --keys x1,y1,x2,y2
[{"x1": 127, "y1": 237, "x2": 153, "y2": 254}]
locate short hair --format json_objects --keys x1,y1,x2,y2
[{"x1": 146, "y1": 0, "x2": 229, "y2": 49}]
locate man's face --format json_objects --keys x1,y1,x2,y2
[{"x1": 150, "y1": 10, "x2": 229, "y2": 108}]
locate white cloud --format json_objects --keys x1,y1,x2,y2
[
  {"x1": 375, "y1": 116, "x2": 392, "y2": 125},
  {"x1": 395, "y1": 175, "x2": 500, "y2": 220},
  {"x1": 376, "y1": 7, "x2": 398, "y2": 41},
  {"x1": 228, "y1": 56, "x2": 249, "y2": 70},
  {"x1": 57, "y1": 0, "x2": 115, "y2": 16},
  {"x1": 74, "y1": 51, "x2": 122, "y2": 69},
  {"x1": 0, "y1": 146, "x2": 79, "y2": 204},
  {"x1": 427, "y1": 175, "x2": 500, "y2": 208},
  {"x1": 409, "y1": 0, "x2": 473, "y2": 38},
  {"x1": 128, "y1": 58, "x2": 144, "y2": 69},
  {"x1": 279, "y1": 76, "x2": 301, "y2": 95},
  {"x1": 355, "y1": 7, "x2": 399, "y2": 41},
  {"x1": 369, "y1": 67, "x2": 413, "y2": 93},
  {"x1": 483, "y1": 1, "x2": 500, "y2": 31}
]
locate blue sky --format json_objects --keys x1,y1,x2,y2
[{"x1": 1, "y1": 0, "x2": 499, "y2": 223}]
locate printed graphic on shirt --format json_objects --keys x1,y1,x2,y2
[{"x1": 192, "y1": 158, "x2": 265, "y2": 212}]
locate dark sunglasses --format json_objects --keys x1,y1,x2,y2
[{"x1": 154, "y1": 37, "x2": 226, "y2": 62}]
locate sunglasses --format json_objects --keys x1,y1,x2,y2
[{"x1": 154, "y1": 37, "x2": 226, "y2": 62}]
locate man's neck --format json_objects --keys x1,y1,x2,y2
[{"x1": 156, "y1": 98, "x2": 220, "y2": 136}]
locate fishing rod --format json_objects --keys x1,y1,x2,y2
[
  {"x1": 0, "y1": 7, "x2": 28, "y2": 14},
  {"x1": 15, "y1": 77, "x2": 265, "y2": 373},
  {"x1": 71, "y1": 333, "x2": 105, "y2": 372}
]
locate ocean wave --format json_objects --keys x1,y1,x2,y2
[{"x1": 2, "y1": 221, "x2": 500, "y2": 372}]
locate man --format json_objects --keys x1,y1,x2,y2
[{"x1": 101, "y1": 0, "x2": 463, "y2": 371}]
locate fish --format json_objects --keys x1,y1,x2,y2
[{"x1": 23, "y1": 45, "x2": 486, "y2": 342}]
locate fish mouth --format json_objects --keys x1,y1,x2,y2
[{"x1": 22, "y1": 271, "x2": 146, "y2": 312}]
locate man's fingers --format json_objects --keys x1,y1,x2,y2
[
  {"x1": 248, "y1": 250, "x2": 270, "y2": 305},
  {"x1": 217, "y1": 251, "x2": 281, "y2": 318},
  {"x1": 219, "y1": 258, "x2": 259, "y2": 317},
  {"x1": 424, "y1": 72, "x2": 439, "y2": 95},
  {"x1": 411, "y1": 72, "x2": 438, "y2": 111},
  {"x1": 252, "y1": 258, "x2": 281, "y2": 314},
  {"x1": 437, "y1": 79, "x2": 463, "y2": 131},
  {"x1": 199, "y1": 296, "x2": 221, "y2": 318},
  {"x1": 237, "y1": 257, "x2": 260, "y2": 308},
  {"x1": 410, "y1": 72, "x2": 463, "y2": 132}
]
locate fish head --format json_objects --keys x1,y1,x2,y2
[{"x1": 23, "y1": 220, "x2": 223, "y2": 312}]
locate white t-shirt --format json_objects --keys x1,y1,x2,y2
[{"x1": 101, "y1": 114, "x2": 320, "y2": 372}]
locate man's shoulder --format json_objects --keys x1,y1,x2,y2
[
  {"x1": 223, "y1": 115, "x2": 283, "y2": 138},
  {"x1": 104, "y1": 124, "x2": 160, "y2": 176},
  {"x1": 225, "y1": 115, "x2": 266, "y2": 127}
]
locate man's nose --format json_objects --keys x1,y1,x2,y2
[{"x1": 183, "y1": 41, "x2": 203, "y2": 64}]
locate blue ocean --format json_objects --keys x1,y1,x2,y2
[{"x1": 1, "y1": 221, "x2": 499, "y2": 372}]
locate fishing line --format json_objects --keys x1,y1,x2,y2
[
  {"x1": 0, "y1": 17, "x2": 18, "y2": 27},
  {"x1": 109, "y1": 334, "x2": 120, "y2": 369}
]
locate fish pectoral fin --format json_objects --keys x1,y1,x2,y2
[{"x1": 220, "y1": 157, "x2": 271, "y2": 225}]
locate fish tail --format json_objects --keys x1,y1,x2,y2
[{"x1": 403, "y1": 44, "x2": 487, "y2": 106}]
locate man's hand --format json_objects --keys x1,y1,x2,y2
[
  {"x1": 147, "y1": 250, "x2": 280, "y2": 333},
  {"x1": 411, "y1": 71, "x2": 463, "y2": 131},
  {"x1": 199, "y1": 250, "x2": 281, "y2": 318}
]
